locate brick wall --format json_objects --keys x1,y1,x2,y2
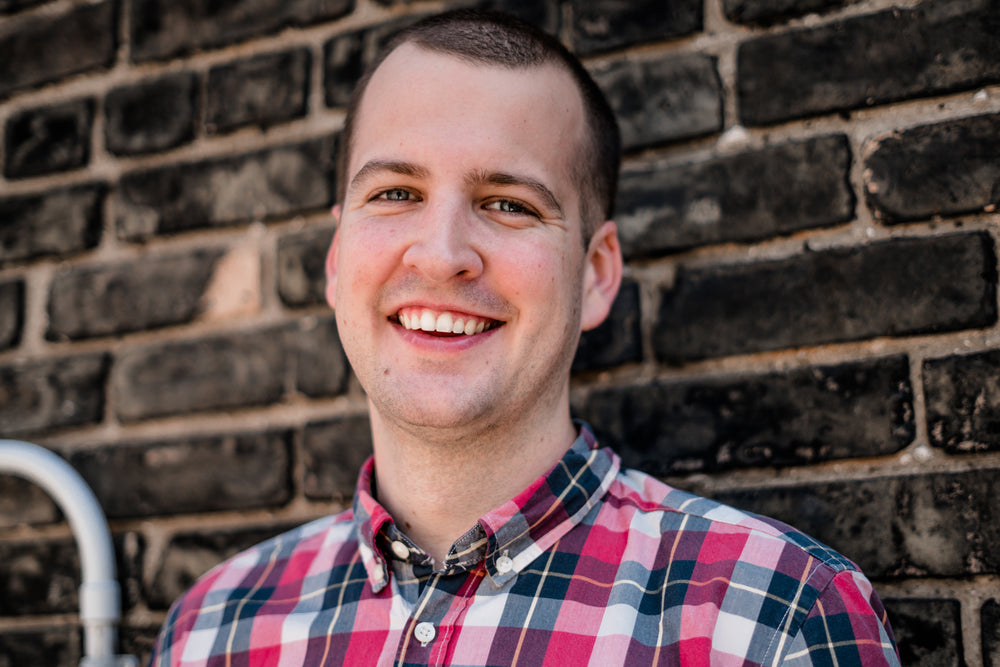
[{"x1": 0, "y1": 0, "x2": 997, "y2": 664}]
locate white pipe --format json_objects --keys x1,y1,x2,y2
[{"x1": 0, "y1": 439, "x2": 134, "y2": 666}]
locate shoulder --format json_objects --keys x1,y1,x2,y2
[
  {"x1": 151, "y1": 510, "x2": 357, "y2": 664},
  {"x1": 606, "y1": 464, "x2": 858, "y2": 573}
]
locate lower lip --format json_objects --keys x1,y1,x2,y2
[{"x1": 393, "y1": 322, "x2": 500, "y2": 352}]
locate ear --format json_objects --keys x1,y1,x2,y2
[
  {"x1": 324, "y1": 205, "x2": 341, "y2": 310},
  {"x1": 580, "y1": 220, "x2": 623, "y2": 331}
]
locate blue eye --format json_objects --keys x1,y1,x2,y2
[
  {"x1": 486, "y1": 199, "x2": 534, "y2": 216},
  {"x1": 380, "y1": 189, "x2": 411, "y2": 201}
]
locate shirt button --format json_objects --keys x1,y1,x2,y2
[
  {"x1": 414, "y1": 621, "x2": 436, "y2": 646},
  {"x1": 391, "y1": 540, "x2": 410, "y2": 560},
  {"x1": 496, "y1": 555, "x2": 514, "y2": 574},
  {"x1": 372, "y1": 566, "x2": 385, "y2": 582}
]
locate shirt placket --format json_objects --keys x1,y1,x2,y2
[{"x1": 393, "y1": 566, "x2": 484, "y2": 666}]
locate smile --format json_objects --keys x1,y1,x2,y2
[{"x1": 394, "y1": 307, "x2": 501, "y2": 336}]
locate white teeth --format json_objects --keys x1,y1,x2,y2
[
  {"x1": 435, "y1": 312, "x2": 453, "y2": 332},
  {"x1": 397, "y1": 308, "x2": 496, "y2": 335}
]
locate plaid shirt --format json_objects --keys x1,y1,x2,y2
[{"x1": 151, "y1": 427, "x2": 899, "y2": 666}]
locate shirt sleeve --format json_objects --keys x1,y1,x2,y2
[{"x1": 778, "y1": 569, "x2": 901, "y2": 666}]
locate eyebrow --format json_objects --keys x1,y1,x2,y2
[
  {"x1": 349, "y1": 159, "x2": 430, "y2": 192},
  {"x1": 467, "y1": 170, "x2": 564, "y2": 217}
]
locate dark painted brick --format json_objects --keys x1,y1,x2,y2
[
  {"x1": 0, "y1": 628, "x2": 79, "y2": 667},
  {"x1": 474, "y1": 0, "x2": 560, "y2": 33},
  {"x1": 112, "y1": 327, "x2": 290, "y2": 421},
  {"x1": 120, "y1": 626, "x2": 159, "y2": 667},
  {"x1": 277, "y1": 225, "x2": 335, "y2": 307},
  {"x1": 148, "y1": 522, "x2": 299, "y2": 609},
  {"x1": 0, "y1": 0, "x2": 53, "y2": 14},
  {"x1": 569, "y1": 0, "x2": 702, "y2": 55},
  {"x1": 0, "y1": 184, "x2": 103, "y2": 263},
  {"x1": 323, "y1": 17, "x2": 426, "y2": 109},
  {"x1": 573, "y1": 280, "x2": 642, "y2": 373},
  {"x1": 0, "y1": 532, "x2": 141, "y2": 616},
  {"x1": 0, "y1": 1, "x2": 115, "y2": 98},
  {"x1": 864, "y1": 113, "x2": 1000, "y2": 224},
  {"x1": 3, "y1": 98, "x2": 93, "y2": 178},
  {"x1": 302, "y1": 414, "x2": 372, "y2": 500},
  {"x1": 130, "y1": 0, "x2": 354, "y2": 63},
  {"x1": 984, "y1": 599, "x2": 1000, "y2": 667},
  {"x1": 0, "y1": 475, "x2": 59, "y2": 529},
  {"x1": 655, "y1": 233, "x2": 997, "y2": 362},
  {"x1": 105, "y1": 73, "x2": 197, "y2": 156},
  {"x1": 591, "y1": 53, "x2": 721, "y2": 151},
  {"x1": 292, "y1": 314, "x2": 350, "y2": 398},
  {"x1": 884, "y1": 598, "x2": 963, "y2": 667},
  {"x1": 738, "y1": 1, "x2": 1000, "y2": 125},
  {"x1": 723, "y1": 0, "x2": 850, "y2": 26},
  {"x1": 580, "y1": 355, "x2": 913, "y2": 474},
  {"x1": 207, "y1": 49, "x2": 310, "y2": 134},
  {"x1": 0, "y1": 353, "x2": 108, "y2": 436},
  {"x1": 46, "y1": 249, "x2": 225, "y2": 341},
  {"x1": 68, "y1": 432, "x2": 291, "y2": 519},
  {"x1": 715, "y1": 465, "x2": 1000, "y2": 578},
  {"x1": 115, "y1": 136, "x2": 337, "y2": 240},
  {"x1": 0, "y1": 279, "x2": 23, "y2": 350},
  {"x1": 617, "y1": 135, "x2": 853, "y2": 258},
  {"x1": 924, "y1": 349, "x2": 1000, "y2": 454}
]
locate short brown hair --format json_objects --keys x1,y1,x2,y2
[{"x1": 337, "y1": 9, "x2": 621, "y2": 238}]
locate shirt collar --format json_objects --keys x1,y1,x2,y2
[{"x1": 351, "y1": 424, "x2": 620, "y2": 591}]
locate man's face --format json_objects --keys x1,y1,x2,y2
[{"x1": 327, "y1": 44, "x2": 618, "y2": 439}]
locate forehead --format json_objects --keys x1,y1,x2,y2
[{"x1": 347, "y1": 43, "x2": 586, "y2": 199}]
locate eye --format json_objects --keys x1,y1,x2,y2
[
  {"x1": 484, "y1": 199, "x2": 537, "y2": 217},
  {"x1": 375, "y1": 188, "x2": 413, "y2": 202}
]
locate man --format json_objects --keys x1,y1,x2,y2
[{"x1": 152, "y1": 10, "x2": 900, "y2": 665}]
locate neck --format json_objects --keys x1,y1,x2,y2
[{"x1": 368, "y1": 405, "x2": 578, "y2": 567}]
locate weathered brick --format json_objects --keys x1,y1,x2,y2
[
  {"x1": 0, "y1": 279, "x2": 23, "y2": 350},
  {"x1": 655, "y1": 233, "x2": 997, "y2": 362},
  {"x1": 0, "y1": 184, "x2": 103, "y2": 263},
  {"x1": 323, "y1": 17, "x2": 425, "y2": 109},
  {"x1": 277, "y1": 225, "x2": 335, "y2": 308},
  {"x1": 864, "y1": 113, "x2": 1000, "y2": 224},
  {"x1": 302, "y1": 414, "x2": 372, "y2": 500},
  {"x1": 569, "y1": 0, "x2": 702, "y2": 55},
  {"x1": 0, "y1": 1, "x2": 115, "y2": 98},
  {"x1": 923, "y1": 349, "x2": 1000, "y2": 454},
  {"x1": 0, "y1": 532, "x2": 141, "y2": 616},
  {"x1": 46, "y1": 250, "x2": 225, "y2": 341},
  {"x1": 591, "y1": 53, "x2": 721, "y2": 151},
  {"x1": 714, "y1": 465, "x2": 1000, "y2": 578},
  {"x1": 0, "y1": 353, "x2": 108, "y2": 436},
  {"x1": 112, "y1": 328, "x2": 290, "y2": 421},
  {"x1": 129, "y1": 0, "x2": 354, "y2": 63},
  {"x1": 148, "y1": 522, "x2": 299, "y2": 609},
  {"x1": 207, "y1": 49, "x2": 310, "y2": 134},
  {"x1": 119, "y1": 626, "x2": 159, "y2": 667},
  {"x1": 581, "y1": 355, "x2": 913, "y2": 474},
  {"x1": 984, "y1": 599, "x2": 1000, "y2": 667},
  {"x1": 104, "y1": 73, "x2": 197, "y2": 156},
  {"x1": 0, "y1": 628, "x2": 79, "y2": 667},
  {"x1": 292, "y1": 315, "x2": 350, "y2": 398},
  {"x1": 573, "y1": 279, "x2": 642, "y2": 373},
  {"x1": 723, "y1": 0, "x2": 850, "y2": 26},
  {"x1": 116, "y1": 136, "x2": 337, "y2": 240},
  {"x1": 617, "y1": 135, "x2": 853, "y2": 258},
  {"x1": 738, "y1": 0, "x2": 1000, "y2": 126},
  {"x1": 3, "y1": 98, "x2": 93, "y2": 178},
  {"x1": 68, "y1": 432, "x2": 292, "y2": 519},
  {"x1": 0, "y1": 0, "x2": 52, "y2": 14},
  {"x1": 884, "y1": 598, "x2": 963, "y2": 666},
  {"x1": 0, "y1": 475, "x2": 59, "y2": 529}
]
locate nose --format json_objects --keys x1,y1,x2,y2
[{"x1": 402, "y1": 198, "x2": 484, "y2": 282}]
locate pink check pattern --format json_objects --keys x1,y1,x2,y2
[{"x1": 151, "y1": 427, "x2": 900, "y2": 666}]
